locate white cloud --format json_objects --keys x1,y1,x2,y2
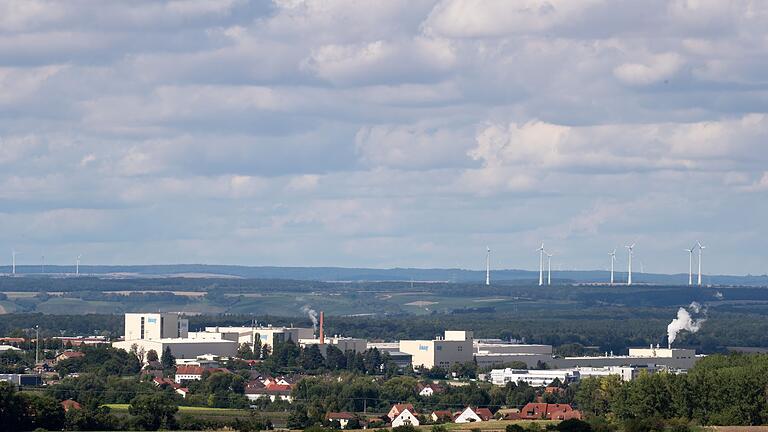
[
  {"x1": 614, "y1": 52, "x2": 684, "y2": 86},
  {"x1": 422, "y1": 0, "x2": 602, "y2": 38},
  {"x1": 355, "y1": 123, "x2": 473, "y2": 169}
]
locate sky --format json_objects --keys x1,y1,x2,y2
[{"x1": 0, "y1": 0, "x2": 767, "y2": 275}]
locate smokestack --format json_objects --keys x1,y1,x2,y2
[{"x1": 319, "y1": 311, "x2": 324, "y2": 345}]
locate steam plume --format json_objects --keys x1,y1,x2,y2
[
  {"x1": 301, "y1": 305, "x2": 318, "y2": 331},
  {"x1": 667, "y1": 302, "x2": 706, "y2": 347}
]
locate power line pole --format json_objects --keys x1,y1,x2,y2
[{"x1": 35, "y1": 325, "x2": 40, "y2": 365}]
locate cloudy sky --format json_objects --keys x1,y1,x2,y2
[{"x1": 1, "y1": 0, "x2": 767, "y2": 274}]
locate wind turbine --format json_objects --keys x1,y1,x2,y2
[
  {"x1": 485, "y1": 247, "x2": 490, "y2": 286},
  {"x1": 697, "y1": 242, "x2": 706, "y2": 286},
  {"x1": 546, "y1": 252, "x2": 553, "y2": 285},
  {"x1": 625, "y1": 243, "x2": 635, "y2": 286},
  {"x1": 609, "y1": 250, "x2": 616, "y2": 285},
  {"x1": 76, "y1": 254, "x2": 82, "y2": 276},
  {"x1": 11, "y1": 250, "x2": 17, "y2": 276},
  {"x1": 685, "y1": 246, "x2": 695, "y2": 286},
  {"x1": 537, "y1": 243, "x2": 545, "y2": 286}
]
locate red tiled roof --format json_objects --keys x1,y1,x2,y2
[
  {"x1": 61, "y1": 400, "x2": 82, "y2": 411},
  {"x1": 265, "y1": 383, "x2": 292, "y2": 393},
  {"x1": 175, "y1": 365, "x2": 205, "y2": 376},
  {"x1": 520, "y1": 403, "x2": 578, "y2": 420},
  {"x1": 431, "y1": 410, "x2": 452, "y2": 418},
  {"x1": 475, "y1": 408, "x2": 494, "y2": 421},
  {"x1": 58, "y1": 351, "x2": 85, "y2": 359}
]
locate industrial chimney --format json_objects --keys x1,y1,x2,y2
[{"x1": 319, "y1": 311, "x2": 324, "y2": 345}]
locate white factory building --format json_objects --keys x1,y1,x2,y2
[
  {"x1": 490, "y1": 368, "x2": 579, "y2": 387},
  {"x1": 298, "y1": 336, "x2": 368, "y2": 355},
  {"x1": 194, "y1": 325, "x2": 314, "y2": 349},
  {"x1": 548, "y1": 347, "x2": 698, "y2": 370},
  {"x1": 113, "y1": 313, "x2": 238, "y2": 360},
  {"x1": 398, "y1": 331, "x2": 474, "y2": 369},
  {"x1": 489, "y1": 364, "x2": 667, "y2": 386}
]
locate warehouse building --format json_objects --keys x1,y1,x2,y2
[
  {"x1": 201, "y1": 325, "x2": 314, "y2": 349},
  {"x1": 550, "y1": 347, "x2": 698, "y2": 370},
  {"x1": 399, "y1": 331, "x2": 474, "y2": 369}
]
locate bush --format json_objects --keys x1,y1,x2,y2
[
  {"x1": 623, "y1": 417, "x2": 665, "y2": 432},
  {"x1": 664, "y1": 418, "x2": 692, "y2": 432},
  {"x1": 586, "y1": 416, "x2": 617, "y2": 432},
  {"x1": 433, "y1": 425, "x2": 449, "y2": 432},
  {"x1": 556, "y1": 419, "x2": 593, "y2": 432},
  {"x1": 507, "y1": 425, "x2": 526, "y2": 432},
  {"x1": 394, "y1": 425, "x2": 420, "y2": 432}
]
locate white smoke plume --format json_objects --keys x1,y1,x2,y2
[
  {"x1": 301, "y1": 305, "x2": 318, "y2": 332},
  {"x1": 667, "y1": 302, "x2": 706, "y2": 347}
]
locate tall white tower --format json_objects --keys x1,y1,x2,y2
[
  {"x1": 485, "y1": 247, "x2": 490, "y2": 286},
  {"x1": 609, "y1": 250, "x2": 616, "y2": 285},
  {"x1": 546, "y1": 252, "x2": 552, "y2": 285},
  {"x1": 538, "y1": 243, "x2": 545, "y2": 286},
  {"x1": 697, "y1": 242, "x2": 706, "y2": 286},
  {"x1": 685, "y1": 246, "x2": 694, "y2": 286},
  {"x1": 625, "y1": 243, "x2": 635, "y2": 286}
]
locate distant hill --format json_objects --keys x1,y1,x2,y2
[{"x1": 1, "y1": 264, "x2": 766, "y2": 286}]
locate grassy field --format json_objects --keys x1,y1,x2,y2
[{"x1": 103, "y1": 404, "x2": 291, "y2": 427}]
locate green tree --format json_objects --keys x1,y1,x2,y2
[
  {"x1": 128, "y1": 393, "x2": 178, "y2": 431},
  {"x1": 324, "y1": 345, "x2": 346, "y2": 370},
  {"x1": 20, "y1": 392, "x2": 65, "y2": 431},
  {"x1": 161, "y1": 346, "x2": 176, "y2": 371},
  {"x1": 0, "y1": 382, "x2": 25, "y2": 431},
  {"x1": 301, "y1": 344, "x2": 325, "y2": 370},
  {"x1": 146, "y1": 349, "x2": 159, "y2": 362},
  {"x1": 238, "y1": 343, "x2": 255, "y2": 360}
]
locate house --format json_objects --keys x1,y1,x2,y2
[
  {"x1": 175, "y1": 387, "x2": 190, "y2": 398},
  {"x1": 174, "y1": 365, "x2": 205, "y2": 382},
  {"x1": 61, "y1": 399, "x2": 82, "y2": 412},
  {"x1": 545, "y1": 386, "x2": 566, "y2": 395},
  {"x1": 519, "y1": 403, "x2": 581, "y2": 420},
  {"x1": 392, "y1": 408, "x2": 420, "y2": 427},
  {"x1": 326, "y1": 412, "x2": 356, "y2": 429},
  {"x1": 244, "y1": 380, "x2": 294, "y2": 403},
  {"x1": 417, "y1": 383, "x2": 444, "y2": 397},
  {"x1": 387, "y1": 403, "x2": 415, "y2": 421},
  {"x1": 263, "y1": 375, "x2": 295, "y2": 386},
  {"x1": 55, "y1": 351, "x2": 85, "y2": 363},
  {"x1": 454, "y1": 407, "x2": 483, "y2": 423},
  {"x1": 431, "y1": 410, "x2": 453, "y2": 423},
  {"x1": 475, "y1": 408, "x2": 494, "y2": 421},
  {"x1": 496, "y1": 408, "x2": 520, "y2": 420},
  {"x1": 153, "y1": 377, "x2": 177, "y2": 388},
  {"x1": 173, "y1": 366, "x2": 229, "y2": 383}
]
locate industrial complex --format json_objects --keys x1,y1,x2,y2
[{"x1": 112, "y1": 312, "x2": 701, "y2": 378}]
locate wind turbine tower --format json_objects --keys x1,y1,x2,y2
[
  {"x1": 485, "y1": 247, "x2": 490, "y2": 286},
  {"x1": 11, "y1": 250, "x2": 16, "y2": 276},
  {"x1": 609, "y1": 249, "x2": 616, "y2": 285},
  {"x1": 76, "y1": 255, "x2": 82, "y2": 276},
  {"x1": 685, "y1": 246, "x2": 695, "y2": 286},
  {"x1": 537, "y1": 243, "x2": 545, "y2": 286},
  {"x1": 625, "y1": 243, "x2": 635, "y2": 286},
  {"x1": 697, "y1": 242, "x2": 706, "y2": 286},
  {"x1": 546, "y1": 252, "x2": 553, "y2": 285}
]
